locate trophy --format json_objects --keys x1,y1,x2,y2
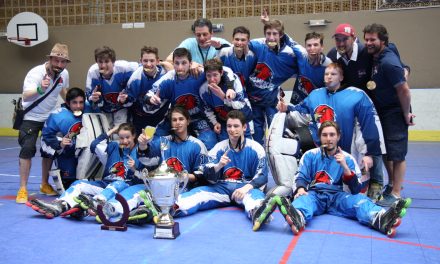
[{"x1": 143, "y1": 137, "x2": 188, "y2": 239}]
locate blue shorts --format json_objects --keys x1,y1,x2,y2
[{"x1": 379, "y1": 110, "x2": 408, "y2": 161}]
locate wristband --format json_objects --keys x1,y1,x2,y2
[{"x1": 37, "y1": 86, "x2": 45, "y2": 95}]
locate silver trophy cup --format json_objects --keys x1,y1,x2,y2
[{"x1": 144, "y1": 161, "x2": 188, "y2": 239}]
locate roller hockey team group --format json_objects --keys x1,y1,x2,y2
[{"x1": 16, "y1": 11, "x2": 414, "y2": 238}]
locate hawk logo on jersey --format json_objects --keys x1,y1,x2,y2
[
  {"x1": 109, "y1": 161, "x2": 126, "y2": 179},
  {"x1": 104, "y1": 92, "x2": 119, "y2": 105},
  {"x1": 67, "y1": 121, "x2": 83, "y2": 141},
  {"x1": 313, "y1": 170, "x2": 333, "y2": 185},
  {"x1": 254, "y1": 63, "x2": 272, "y2": 81},
  {"x1": 176, "y1": 94, "x2": 199, "y2": 115},
  {"x1": 224, "y1": 167, "x2": 243, "y2": 181},
  {"x1": 214, "y1": 106, "x2": 229, "y2": 121},
  {"x1": 166, "y1": 157, "x2": 184, "y2": 172},
  {"x1": 314, "y1": 105, "x2": 336, "y2": 124},
  {"x1": 298, "y1": 76, "x2": 315, "y2": 95}
]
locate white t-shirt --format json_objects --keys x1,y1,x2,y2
[{"x1": 22, "y1": 63, "x2": 70, "y2": 122}]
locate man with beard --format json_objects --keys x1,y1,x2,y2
[
  {"x1": 363, "y1": 23, "x2": 415, "y2": 206},
  {"x1": 253, "y1": 121, "x2": 411, "y2": 238},
  {"x1": 16, "y1": 43, "x2": 71, "y2": 203}
]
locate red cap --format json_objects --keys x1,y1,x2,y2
[{"x1": 333, "y1": 24, "x2": 355, "y2": 37}]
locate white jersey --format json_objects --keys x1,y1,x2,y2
[{"x1": 22, "y1": 63, "x2": 69, "y2": 122}]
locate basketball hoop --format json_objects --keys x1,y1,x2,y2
[{"x1": 8, "y1": 36, "x2": 31, "y2": 46}]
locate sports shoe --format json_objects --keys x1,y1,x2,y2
[
  {"x1": 40, "y1": 183, "x2": 58, "y2": 196},
  {"x1": 367, "y1": 182, "x2": 383, "y2": 203},
  {"x1": 16, "y1": 187, "x2": 28, "y2": 204},
  {"x1": 377, "y1": 193, "x2": 402, "y2": 207},
  {"x1": 127, "y1": 205, "x2": 153, "y2": 225},
  {"x1": 73, "y1": 194, "x2": 102, "y2": 216},
  {"x1": 252, "y1": 195, "x2": 279, "y2": 231},
  {"x1": 372, "y1": 197, "x2": 411, "y2": 237},
  {"x1": 26, "y1": 199, "x2": 68, "y2": 218},
  {"x1": 278, "y1": 196, "x2": 305, "y2": 235}
]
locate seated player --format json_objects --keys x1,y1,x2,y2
[
  {"x1": 40, "y1": 87, "x2": 86, "y2": 189},
  {"x1": 200, "y1": 58, "x2": 253, "y2": 141},
  {"x1": 26, "y1": 123, "x2": 144, "y2": 220},
  {"x1": 99, "y1": 106, "x2": 209, "y2": 224},
  {"x1": 253, "y1": 121, "x2": 411, "y2": 238},
  {"x1": 144, "y1": 47, "x2": 219, "y2": 150},
  {"x1": 174, "y1": 110, "x2": 269, "y2": 230}
]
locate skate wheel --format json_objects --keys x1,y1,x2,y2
[
  {"x1": 291, "y1": 225, "x2": 299, "y2": 235},
  {"x1": 387, "y1": 228, "x2": 396, "y2": 238},
  {"x1": 399, "y1": 208, "x2": 407, "y2": 218},
  {"x1": 280, "y1": 206, "x2": 288, "y2": 215},
  {"x1": 404, "y1": 198, "x2": 412, "y2": 208},
  {"x1": 285, "y1": 215, "x2": 294, "y2": 226},
  {"x1": 393, "y1": 218, "x2": 402, "y2": 228},
  {"x1": 253, "y1": 221, "x2": 261, "y2": 232},
  {"x1": 25, "y1": 201, "x2": 32, "y2": 207}
]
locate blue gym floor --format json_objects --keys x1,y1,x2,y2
[{"x1": 1, "y1": 137, "x2": 439, "y2": 264}]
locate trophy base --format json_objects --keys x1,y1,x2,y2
[
  {"x1": 154, "y1": 222, "x2": 180, "y2": 239},
  {"x1": 101, "y1": 224, "x2": 127, "y2": 232}
]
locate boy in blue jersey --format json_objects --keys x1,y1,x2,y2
[
  {"x1": 216, "y1": 26, "x2": 257, "y2": 91},
  {"x1": 86, "y1": 46, "x2": 138, "y2": 128},
  {"x1": 40, "y1": 87, "x2": 85, "y2": 189},
  {"x1": 289, "y1": 32, "x2": 332, "y2": 105},
  {"x1": 279, "y1": 63, "x2": 385, "y2": 193},
  {"x1": 121, "y1": 46, "x2": 169, "y2": 135},
  {"x1": 253, "y1": 121, "x2": 411, "y2": 238},
  {"x1": 145, "y1": 48, "x2": 218, "y2": 150},
  {"x1": 200, "y1": 58, "x2": 253, "y2": 141},
  {"x1": 247, "y1": 19, "x2": 298, "y2": 145},
  {"x1": 26, "y1": 123, "x2": 145, "y2": 219},
  {"x1": 175, "y1": 110, "x2": 268, "y2": 230}
]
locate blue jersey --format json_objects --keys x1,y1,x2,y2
[
  {"x1": 90, "y1": 133, "x2": 142, "y2": 184},
  {"x1": 288, "y1": 87, "x2": 382, "y2": 156},
  {"x1": 202, "y1": 138, "x2": 268, "y2": 188},
  {"x1": 139, "y1": 135, "x2": 208, "y2": 174},
  {"x1": 146, "y1": 70, "x2": 214, "y2": 131},
  {"x1": 296, "y1": 147, "x2": 362, "y2": 194},
  {"x1": 41, "y1": 105, "x2": 83, "y2": 179},
  {"x1": 290, "y1": 45, "x2": 332, "y2": 105},
  {"x1": 200, "y1": 66, "x2": 253, "y2": 125},
  {"x1": 86, "y1": 60, "x2": 139, "y2": 113},
  {"x1": 248, "y1": 37, "x2": 298, "y2": 106},
  {"x1": 217, "y1": 47, "x2": 257, "y2": 90},
  {"x1": 125, "y1": 65, "x2": 169, "y2": 124}
]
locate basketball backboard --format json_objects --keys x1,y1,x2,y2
[{"x1": 7, "y1": 12, "x2": 48, "y2": 47}]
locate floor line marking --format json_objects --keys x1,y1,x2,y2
[
  {"x1": 0, "y1": 147, "x2": 20, "y2": 151},
  {"x1": 279, "y1": 232, "x2": 303, "y2": 264},
  {"x1": 0, "y1": 173, "x2": 37, "y2": 178},
  {"x1": 303, "y1": 229, "x2": 440, "y2": 251}
]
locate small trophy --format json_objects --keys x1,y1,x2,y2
[
  {"x1": 96, "y1": 193, "x2": 130, "y2": 231},
  {"x1": 143, "y1": 137, "x2": 188, "y2": 239}
]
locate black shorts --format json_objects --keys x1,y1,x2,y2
[
  {"x1": 380, "y1": 110, "x2": 408, "y2": 162},
  {"x1": 18, "y1": 120, "x2": 45, "y2": 159}
]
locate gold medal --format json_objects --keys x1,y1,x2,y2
[{"x1": 366, "y1": 80, "x2": 376, "y2": 90}]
